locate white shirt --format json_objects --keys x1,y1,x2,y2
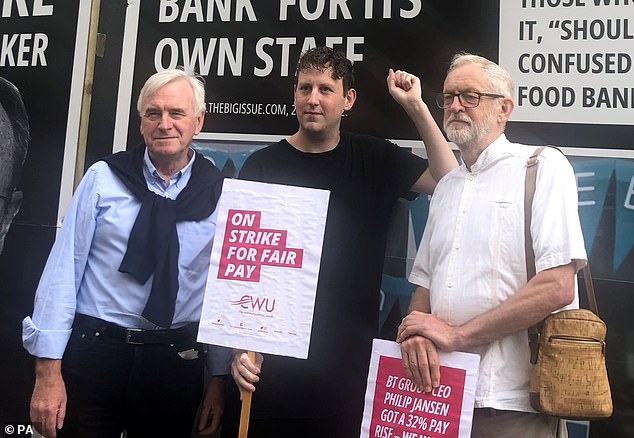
[{"x1": 409, "y1": 134, "x2": 587, "y2": 412}]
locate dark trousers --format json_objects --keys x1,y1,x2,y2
[
  {"x1": 471, "y1": 409, "x2": 564, "y2": 438},
  {"x1": 221, "y1": 415, "x2": 361, "y2": 438},
  {"x1": 58, "y1": 317, "x2": 204, "y2": 438},
  {"x1": 221, "y1": 383, "x2": 361, "y2": 438}
]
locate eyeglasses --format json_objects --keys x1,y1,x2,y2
[{"x1": 435, "y1": 91, "x2": 505, "y2": 109}]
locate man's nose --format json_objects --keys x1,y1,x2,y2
[
  {"x1": 158, "y1": 112, "x2": 174, "y2": 129},
  {"x1": 307, "y1": 88, "x2": 319, "y2": 105},
  {"x1": 448, "y1": 95, "x2": 465, "y2": 111}
]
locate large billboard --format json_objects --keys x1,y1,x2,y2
[
  {"x1": 112, "y1": 1, "x2": 634, "y2": 152},
  {"x1": 500, "y1": 1, "x2": 634, "y2": 126},
  {"x1": 0, "y1": 1, "x2": 632, "y2": 434},
  {"x1": 0, "y1": 0, "x2": 91, "y2": 424},
  {"x1": 110, "y1": 0, "x2": 633, "y2": 281},
  {"x1": 113, "y1": 0, "x2": 502, "y2": 146}
]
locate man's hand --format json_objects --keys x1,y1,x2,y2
[
  {"x1": 397, "y1": 311, "x2": 464, "y2": 392},
  {"x1": 230, "y1": 350, "x2": 264, "y2": 397},
  {"x1": 197, "y1": 376, "x2": 225, "y2": 435},
  {"x1": 387, "y1": 69, "x2": 423, "y2": 109},
  {"x1": 399, "y1": 335, "x2": 440, "y2": 392},
  {"x1": 397, "y1": 311, "x2": 462, "y2": 352},
  {"x1": 30, "y1": 359, "x2": 66, "y2": 438}
]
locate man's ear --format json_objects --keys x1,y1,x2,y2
[
  {"x1": 499, "y1": 97, "x2": 514, "y2": 123},
  {"x1": 194, "y1": 112, "x2": 205, "y2": 135},
  {"x1": 344, "y1": 88, "x2": 357, "y2": 111}
]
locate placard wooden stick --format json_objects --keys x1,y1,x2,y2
[{"x1": 238, "y1": 351, "x2": 256, "y2": 438}]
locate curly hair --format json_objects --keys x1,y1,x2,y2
[{"x1": 295, "y1": 46, "x2": 355, "y2": 94}]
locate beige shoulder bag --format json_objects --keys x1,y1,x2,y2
[{"x1": 525, "y1": 146, "x2": 613, "y2": 420}]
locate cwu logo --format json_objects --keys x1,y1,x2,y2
[{"x1": 231, "y1": 295, "x2": 276, "y2": 313}]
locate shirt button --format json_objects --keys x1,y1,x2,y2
[{"x1": 447, "y1": 282, "x2": 454, "y2": 288}]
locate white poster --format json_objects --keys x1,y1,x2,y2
[
  {"x1": 499, "y1": 0, "x2": 634, "y2": 125},
  {"x1": 198, "y1": 179, "x2": 329, "y2": 359},
  {"x1": 361, "y1": 339, "x2": 480, "y2": 438}
]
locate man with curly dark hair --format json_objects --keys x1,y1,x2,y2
[{"x1": 224, "y1": 46, "x2": 458, "y2": 437}]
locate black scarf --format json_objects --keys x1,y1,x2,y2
[{"x1": 102, "y1": 143, "x2": 224, "y2": 327}]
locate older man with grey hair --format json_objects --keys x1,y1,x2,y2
[
  {"x1": 397, "y1": 53, "x2": 586, "y2": 437},
  {"x1": 23, "y1": 69, "x2": 228, "y2": 438}
]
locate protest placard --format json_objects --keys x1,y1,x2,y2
[
  {"x1": 361, "y1": 339, "x2": 480, "y2": 438},
  {"x1": 198, "y1": 178, "x2": 329, "y2": 359}
]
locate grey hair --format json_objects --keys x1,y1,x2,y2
[
  {"x1": 448, "y1": 52, "x2": 514, "y2": 99},
  {"x1": 136, "y1": 68, "x2": 206, "y2": 115}
]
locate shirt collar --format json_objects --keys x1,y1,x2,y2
[
  {"x1": 466, "y1": 134, "x2": 510, "y2": 174},
  {"x1": 142, "y1": 147, "x2": 196, "y2": 188}
]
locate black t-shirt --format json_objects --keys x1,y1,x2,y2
[{"x1": 236, "y1": 131, "x2": 428, "y2": 421}]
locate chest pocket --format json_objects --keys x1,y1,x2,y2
[{"x1": 490, "y1": 190, "x2": 525, "y2": 291}]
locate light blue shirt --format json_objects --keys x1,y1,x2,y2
[{"x1": 23, "y1": 149, "x2": 230, "y2": 374}]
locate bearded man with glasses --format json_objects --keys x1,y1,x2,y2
[{"x1": 396, "y1": 53, "x2": 586, "y2": 437}]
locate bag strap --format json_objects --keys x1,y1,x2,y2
[
  {"x1": 525, "y1": 146, "x2": 599, "y2": 363},
  {"x1": 582, "y1": 263, "x2": 599, "y2": 314},
  {"x1": 523, "y1": 147, "x2": 543, "y2": 282}
]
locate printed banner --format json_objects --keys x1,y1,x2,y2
[
  {"x1": 114, "y1": 1, "x2": 502, "y2": 145},
  {"x1": 499, "y1": 0, "x2": 634, "y2": 125},
  {"x1": 198, "y1": 179, "x2": 329, "y2": 359},
  {"x1": 361, "y1": 339, "x2": 480, "y2": 438},
  {"x1": 0, "y1": 1, "x2": 91, "y2": 422},
  {"x1": 614, "y1": 159, "x2": 634, "y2": 271},
  {"x1": 570, "y1": 157, "x2": 614, "y2": 255}
]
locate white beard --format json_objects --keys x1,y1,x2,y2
[
  {"x1": 445, "y1": 122, "x2": 476, "y2": 146},
  {"x1": 443, "y1": 106, "x2": 498, "y2": 150}
]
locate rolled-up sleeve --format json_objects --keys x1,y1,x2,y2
[
  {"x1": 22, "y1": 166, "x2": 99, "y2": 359},
  {"x1": 22, "y1": 317, "x2": 73, "y2": 359},
  {"x1": 205, "y1": 344, "x2": 232, "y2": 376}
]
